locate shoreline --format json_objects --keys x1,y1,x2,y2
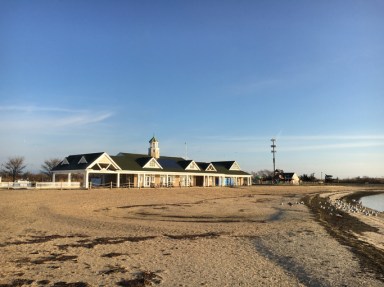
[
  {"x1": 343, "y1": 190, "x2": 384, "y2": 212},
  {"x1": 0, "y1": 185, "x2": 383, "y2": 286},
  {"x1": 303, "y1": 191, "x2": 384, "y2": 282}
]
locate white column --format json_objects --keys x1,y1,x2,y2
[
  {"x1": 116, "y1": 173, "x2": 120, "y2": 188},
  {"x1": 143, "y1": 173, "x2": 146, "y2": 187},
  {"x1": 52, "y1": 173, "x2": 56, "y2": 183},
  {"x1": 84, "y1": 171, "x2": 89, "y2": 189},
  {"x1": 68, "y1": 173, "x2": 71, "y2": 183}
]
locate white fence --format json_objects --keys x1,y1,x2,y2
[
  {"x1": 35, "y1": 182, "x2": 81, "y2": 189},
  {"x1": 0, "y1": 182, "x2": 32, "y2": 189},
  {"x1": 0, "y1": 182, "x2": 81, "y2": 189}
]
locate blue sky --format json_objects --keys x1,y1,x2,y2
[{"x1": 1, "y1": 0, "x2": 383, "y2": 178}]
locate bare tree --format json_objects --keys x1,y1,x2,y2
[
  {"x1": 41, "y1": 158, "x2": 61, "y2": 179},
  {"x1": 251, "y1": 169, "x2": 273, "y2": 183},
  {"x1": 2, "y1": 157, "x2": 26, "y2": 182}
]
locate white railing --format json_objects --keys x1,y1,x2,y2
[
  {"x1": 0, "y1": 182, "x2": 17, "y2": 189},
  {"x1": 35, "y1": 182, "x2": 81, "y2": 189},
  {"x1": 0, "y1": 182, "x2": 81, "y2": 189}
]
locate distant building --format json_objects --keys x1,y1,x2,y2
[
  {"x1": 273, "y1": 169, "x2": 300, "y2": 185},
  {"x1": 283, "y1": 173, "x2": 300, "y2": 185},
  {"x1": 52, "y1": 137, "x2": 252, "y2": 189},
  {"x1": 324, "y1": 174, "x2": 333, "y2": 183}
]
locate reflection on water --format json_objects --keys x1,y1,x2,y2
[{"x1": 360, "y1": 193, "x2": 384, "y2": 212}]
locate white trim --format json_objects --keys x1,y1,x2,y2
[
  {"x1": 229, "y1": 161, "x2": 241, "y2": 171},
  {"x1": 88, "y1": 152, "x2": 121, "y2": 171},
  {"x1": 205, "y1": 163, "x2": 217, "y2": 172},
  {"x1": 185, "y1": 161, "x2": 200, "y2": 171},
  {"x1": 143, "y1": 158, "x2": 163, "y2": 169}
]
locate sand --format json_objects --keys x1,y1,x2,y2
[{"x1": 0, "y1": 185, "x2": 383, "y2": 287}]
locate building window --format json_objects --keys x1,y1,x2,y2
[{"x1": 149, "y1": 160, "x2": 156, "y2": 167}]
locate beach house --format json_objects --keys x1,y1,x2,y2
[{"x1": 52, "y1": 137, "x2": 252, "y2": 189}]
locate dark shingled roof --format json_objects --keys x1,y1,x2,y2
[
  {"x1": 212, "y1": 161, "x2": 236, "y2": 170},
  {"x1": 158, "y1": 157, "x2": 186, "y2": 170},
  {"x1": 212, "y1": 161, "x2": 250, "y2": 176},
  {"x1": 283, "y1": 173, "x2": 295, "y2": 179},
  {"x1": 177, "y1": 160, "x2": 194, "y2": 170},
  {"x1": 196, "y1": 162, "x2": 211, "y2": 171},
  {"x1": 112, "y1": 153, "x2": 152, "y2": 171},
  {"x1": 52, "y1": 152, "x2": 250, "y2": 176},
  {"x1": 112, "y1": 153, "x2": 198, "y2": 173},
  {"x1": 51, "y1": 152, "x2": 104, "y2": 171},
  {"x1": 112, "y1": 153, "x2": 250, "y2": 175}
]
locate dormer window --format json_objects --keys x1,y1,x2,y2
[
  {"x1": 78, "y1": 156, "x2": 88, "y2": 164},
  {"x1": 206, "y1": 164, "x2": 217, "y2": 172},
  {"x1": 149, "y1": 160, "x2": 156, "y2": 167},
  {"x1": 61, "y1": 158, "x2": 69, "y2": 165},
  {"x1": 186, "y1": 161, "x2": 200, "y2": 171}
]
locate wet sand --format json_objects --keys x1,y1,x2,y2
[{"x1": 0, "y1": 185, "x2": 383, "y2": 286}]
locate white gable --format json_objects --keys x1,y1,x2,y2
[
  {"x1": 143, "y1": 158, "x2": 163, "y2": 169},
  {"x1": 229, "y1": 162, "x2": 241, "y2": 171},
  {"x1": 98, "y1": 154, "x2": 114, "y2": 165},
  {"x1": 206, "y1": 163, "x2": 217, "y2": 172},
  {"x1": 61, "y1": 158, "x2": 69, "y2": 165},
  {"x1": 186, "y1": 161, "x2": 200, "y2": 171},
  {"x1": 88, "y1": 153, "x2": 121, "y2": 171}
]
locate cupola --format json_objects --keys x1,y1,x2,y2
[{"x1": 148, "y1": 136, "x2": 160, "y2": 158}]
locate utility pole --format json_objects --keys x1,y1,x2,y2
[{"x1": 271, "y1": 138, "x2": 276, "y2": 174}]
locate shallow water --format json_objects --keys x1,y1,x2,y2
[{"x1": 360, "y1": 193, "x2": 384, "y2": 212}]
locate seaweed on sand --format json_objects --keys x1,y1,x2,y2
[
  {"x1": 57, "y1": 236, "x2": 156, "y2": 250},
  {"x1": 303, "y1": 194, "x2": 384, "y2": 282},
  {"x1": 117, "y1": 271, "x2": 162, "y2": 286},
  {"x1": 164, "y1": 232, "x2": 221, "y2": 240}
]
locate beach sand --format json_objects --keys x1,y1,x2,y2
[{"x1": 0, "y1": 185, "x2": 383, "y2": 286}]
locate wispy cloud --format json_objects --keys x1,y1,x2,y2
[
  {"x1": 0, "y1": 105, "x2": 84, "y2": 113},
  {"x1": 0, "y1": 105, "x2": 114, "y2": 132},
  {"x1": 280, "y1": 141, "x2": 384, "y2": 152},
  {"x1": 197, "y1": 134, "x2": 384, "y2": 142},
  {"x1": 194, "y1": 134, "x2": 384, "y2": 154},
  {"x1": 54, "y1": 112, "x2": 113, "y2": 127},
  {"x1": 279, "y1": 135, "x2": 384, "y2": 141}
]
